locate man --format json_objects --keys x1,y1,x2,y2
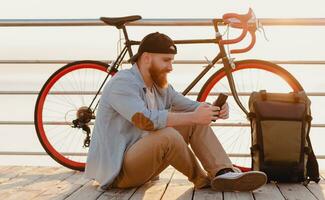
[{"x1": 84, "y1": 32, "x2": 267, "y2": 191}]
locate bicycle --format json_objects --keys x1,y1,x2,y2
[{"x1": 34, "y1": 8, "x2": 303, "y2": 172}]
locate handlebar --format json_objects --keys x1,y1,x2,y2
[{"x1": 219, "y1": 8, "x2": 257, "y2": 54}]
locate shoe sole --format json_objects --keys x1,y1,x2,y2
[{"x1": 211, "y1": 171, "x2": 267, "y2": 192}]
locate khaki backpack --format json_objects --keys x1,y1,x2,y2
[{"x1": 248, "y1": 90, "x2": 320, "y2": 184}]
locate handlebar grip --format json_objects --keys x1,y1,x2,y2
[{"x1": 230, "y1": 29, "x2": 256, "y2": 54}]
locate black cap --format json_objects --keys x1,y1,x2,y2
[{"x1": 129, "y1": 32, "x2": 177, "y2": 63}]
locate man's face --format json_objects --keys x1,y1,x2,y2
[{"x1": 148, "y1": 54, "x2": 174, "y2": 89}]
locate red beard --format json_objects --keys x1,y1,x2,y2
[{"x1": 149, "y1": 62, "x2": 170, "y2": 89}]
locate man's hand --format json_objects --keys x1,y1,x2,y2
[
  {"x1": 192, "y1": 102, "x2": 220, "y2": 124},
  {"x1": 166, "y1": 102, "x2": 229, "y2": 127},
  {"x1": 218, "y1": 102, "x2": 229, "y2": 119}
]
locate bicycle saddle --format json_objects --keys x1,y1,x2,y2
[{"x1": 100, "y1": 15, "x2": 142, "y2": 28}]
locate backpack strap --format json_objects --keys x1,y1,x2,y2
[
  {"x1": 306, "y1": 120, "x2": 321, "y2": 183},
  {"x1": 247, "y1": 112, "x2": 256, "y2": 119}
]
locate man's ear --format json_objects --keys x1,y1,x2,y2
[{"x1": 142, "y1": 52, "x2": 151, "y2": 64}]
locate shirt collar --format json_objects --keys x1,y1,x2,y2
[{"x1": 130, "y1": 63, "x2": 146, "y2": 91}]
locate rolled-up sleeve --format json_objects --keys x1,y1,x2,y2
[
  {"x1": 169, "y1": 85, "x2": 200, "y2": 112},
  {"x1": 107, "y1": 79, "x2": 168, "y2": 131}
]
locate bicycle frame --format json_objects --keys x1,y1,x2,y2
[{"x1": 90, "y1": 19, "x2": 249, "y2": 115}]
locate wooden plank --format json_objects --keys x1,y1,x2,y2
[
  {"x1": 193, "y1": 188, "x2": 222, "y2": 200},
  {"x1": 0, "y1": 167, "x2": 58, "y2": 192},
  {"x1": 1, "y1": 167, "x2": 74, "y2": 200},
  {"x1": 0, "y1": 166, "x2": 18, "y2": 181},
  {"x1": 127, "y1": 166, "x2": 175, "y2": 200},
  {"x1": 64, "y1": 180, "x2": 104, "y2": 200},
  {"x1": 321, "y1": 170, "x2": 325, "y2": 179},
  {"x1": 277, "y1": 183, "x2": 317, "y2": 200},
  {"x1": 0, "y1": 166, "x2": 38, "y2": 184},
  {"x1": 24, "y1": 167, "x2": 73, "y2": 190},
  {"x1": 0, "y1": 166, "x2": 25, "y2": 180},
  {"x1": 194, "y1": 179, "x2": 283, "y2": 200},
  {"x1": 0, "y1": 166, "x2": 22, "y2": 176},
  {"x1": 306, "y1": 171, "x2": 325, "y2": 200},
  {"x1": 0, "y1": 166, "x2": 20, "y2": 171},
  {"x1": 97, "y1": 188, "x2": 138, "y2": 200},
  {"x1": 223, "y1": 191, "x2": 254, "y2": 200},
  {"x1": 306, "y1": 180, "x2": 325, "y2": 200},
  {"x1": 0, "y1": 166, "x2": 11, "y2": 173},
  {"x1": 33, "y1": 171, "x2": 91, "y2": 200},
  {"x1": 98, "y1": 167, "x2": 175, "y2": 200},
  {"x1": 161, "y1": 170, "x2": 194, "y2": 200},
  {"x1": 0, "y1": 166, "x2": 60, "y2": 197},
  {"x1": 253, "y1": 183, "x2": 285, "y2": 200}
]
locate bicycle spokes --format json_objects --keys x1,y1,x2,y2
[{"x1": 35, "y1": 61, "x2": 110, "y2": 170}]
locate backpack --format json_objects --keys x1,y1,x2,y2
[{"x1": 247, "y1": 90, "x2": 320, "y2": 184}]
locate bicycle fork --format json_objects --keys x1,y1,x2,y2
[{"x1": 213, "y1": 19, "x2": 249, "y2": 115}]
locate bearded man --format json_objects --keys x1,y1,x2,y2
[{"x1": 85, "y1": 32, "x2": 267, "y2": 192}]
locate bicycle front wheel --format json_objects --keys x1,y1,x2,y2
[
  {"x1": 197, "y1": 59, "x2": 303, "y2": 172},
  {"x1": 34, "y1": 60, "x2": 111, "y2": 171}
]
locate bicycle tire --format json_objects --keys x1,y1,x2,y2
[
  {"x1": 197, "y1": 59, "x2": 303, "y2": 172},
  {"x1": 34, "y1": 60, "x2": 110, "y2": 171}
]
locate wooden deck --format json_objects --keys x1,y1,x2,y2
[{"x1": 0, "y1": 165, "x2": 324, "y2": 200}]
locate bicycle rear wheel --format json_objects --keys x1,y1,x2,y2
[
  {"x1": 197, "y1": 59, "x2": 303, "y2": 172},
  {"x1": 34, "y1": 60, "x2": 111, "y2": 171}
]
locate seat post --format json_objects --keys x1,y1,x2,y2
[{"x1": 121, "y1": 26, "x2": 134, "y2": 59}]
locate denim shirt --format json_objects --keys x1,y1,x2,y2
[{"x1": 84, "y1": 63, "x2": 200, "y2": 189}]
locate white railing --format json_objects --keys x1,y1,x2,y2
[{"x1": 1, "y1": 18, "x2": 325, "y2": 159}]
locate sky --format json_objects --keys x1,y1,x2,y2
[
  {"x1": 1, "y1": 0, "x2": 325, "y2": 62},
  {"x1": 1, "y1": 0, "x2": 325, "y2": 19}
]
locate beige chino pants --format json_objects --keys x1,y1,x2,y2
[{"x1": 112, "y1": 124, "x2": 233, "y2": 189}]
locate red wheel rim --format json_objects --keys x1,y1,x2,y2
[
  {"x1": 200, "y1": 62, "x2": 301, "y2": 102},
  {"x1": 36, "y1": 63, "x2": 107, "y2": 169}
]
